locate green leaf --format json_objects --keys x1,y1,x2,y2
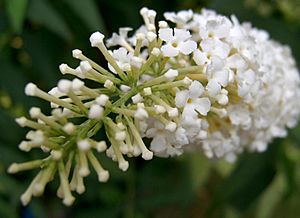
[
  {"x1": 186, "y1": 153, "x2": 211, "y2": 191},
  {"x1": 0, "y1": 198, "x2": 17, "y2": 218},
  {"x1": 255, "y1": 172, "x2": 285, "y2": 218},
  {"x1": 63, "y1": 0, "x2": 106, "y2": 32},
  {"x1": 27, "y1": 0, "x2": 72, "y2": 41},
  {"x1": 5, "y1": 0, "x2": 28, "y2": 33},
  {"x1": 209, "y1": 142, "x2": 279, "y2": 213}
]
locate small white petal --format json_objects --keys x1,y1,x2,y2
[
  {"x1": 161, "y1": 44, "x2": 179, "y2": 57},
  {"x1": 206, "y1": 80, "x2": 221, "y2": 97},
  {"x1": 164, "y1": 69, "x2": 178, "y2": 81},
  {"x1": 193, "y1": 50, "x2": 208, "y2": 66},
  {"x1": 194, "y1": 97, "x2": 211, "y2": 115},
  {"x1": 158, "y1": 28, "x2": 173, "y2": 42},
  {"x1": 189, "y1": 81, "x2": 204, "y2": 98},
  {"x1": 174, "y1": 28, "x2": 191, "y2": 41},
  {"x1": 178, "y1": 40, "x2": 197, "y2": 55},
  {"x1": 175, "y1": 90, "x2": 189, "y2": 107}
]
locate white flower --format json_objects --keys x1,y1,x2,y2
[
  {"x1": 228, "y1": 105, "x2": 251, "y2": 130},
  {"x1": 106, "y1": 27, "x2": 132, "y2": 48},
  {"x1": 200, "y1": 16, "x2": 232, "y2": 39},
  {"x1": 159, "y1": 28, "x2": 197, "y2": 57},
  {"x1": 175, "y1": 81, "x2": 211, "y2": 117},
  {"x1": 146, "y1": 121, "x2": 184, "y2": 157},
  {"x1": 108, "y1": 47, "x2": 133, "y2": 73},
  {"x1": 12, "y1": 7, "x2": 300, "y2": 207},
  {"x1": 193, "y1": 49, "x2": 209, "y2": 66},
  {"x1": 200, "y1": 37, "x2": 230, "y2": 59},
  {"x1": 164, "y1": 10, "x2": 194, "y2": 26}
]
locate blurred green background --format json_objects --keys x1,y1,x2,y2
[{"x1": 1, "y1": 0, "x2": 300, "y2": 217}]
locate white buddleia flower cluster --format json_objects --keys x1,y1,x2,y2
[{"x1": 8, "y1": 7, "x2": 300, "y2": 206}]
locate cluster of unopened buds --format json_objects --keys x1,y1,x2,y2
[{"x1": 8, "y1": 8, "x2": 300, "y2": 206}]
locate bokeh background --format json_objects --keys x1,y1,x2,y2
[{"x1": 1, "y1": 0, "x2": 300, "y2": 217}]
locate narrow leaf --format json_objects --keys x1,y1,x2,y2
[{"x1": 5, "y1": 0, "x2": 28, "y2": 33}]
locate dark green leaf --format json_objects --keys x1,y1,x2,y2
[
  {"x1": 209, "y1": 142, "x2": 279, "y2": 212},
  {"x1": 27, "y1": 0, "x2": 72, "y2": 41},
  {"x1": 64, "y1": 0, "x2": 106, "y2": 32},
  {"x1": 5, "y1": 0, "x2": 28, "y2": 33}
]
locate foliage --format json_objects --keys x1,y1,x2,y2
[{"x1": 0, "y1": 0, "x2": 300, "y2": 217}]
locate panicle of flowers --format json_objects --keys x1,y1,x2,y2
[{"x1": 8, "y1": 7, "x2": 300, "y2": 206}]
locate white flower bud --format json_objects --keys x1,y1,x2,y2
[
  {"x1": 29, "y1": 107, "x2": 41, "y2": 119},
  {"x1": 77, "y1": 139, "x2": 91, "y2": 151},
  {"x1": 167, "y1": 108, "x2": 178, "y2": 117},
  {"x1": 95, "y1": 94, "x2": 109, "y2": 106},
  {"x1": 142, "y1": 150, "x2": 153, "y2": 160},
  {"x1": 134, "y1": 107, "x2": 148, "y2": 120},
  {"x1": 80, "y1": 60, "x2": 92, "y2": 73},
  {"x1": 104, "y1": 80, "x2": 114, "y2": 89},
  {"x1": 143, "y1": 87, "x2": 152, "y2": 96},
  {"x1": 140, "y1": 7, "x2": 148, "y2": 16},
  {"x1": 25, "y1": 83, "x2": 37, "y2": 96},
  {"x1": 7, "y1": 163, "x2": 19, "y2": 174},
  {"x1": 136, "y1": 33, "x2": 145, "y2": 40},
  {"x1": 164, "y1": 69, "x2": 178, "y2": 81},
  {"x1": 57, "y1": 79, "x2": 72, "y2": 93},
  {"x1": 148, "y1": 24, "x2": 156, "y2": 31},
  {"x1": 117, "y1": 122, "x2": 125, "y2": 130},
  {"x1": 90, "y1": 31, "x2": 104, "y2": 47},
  {"x1": 147, "y1": 32, "x2": 157, "y2": 42},
  {"x1": 98, "y1": 171, "x2": 109, "y2": 182},
  {"x1": 115, "y1": 131, "x2": 126, "y2": 141},
  {"x1": 88, "y1": 105, "x2": 104, "y2": 120},
  {"x1": 59, "y1": 64, "x2": 68, "y2": 74},
  {"x1": 120, "y1": 85, "x2": 131, "y2": 92},
  {"x1": 63, "y1": 123, "x2": 75, "y2": 135},
  {"x1": 72, "y1": 49, "x2": 82, "y2": 59},
  {"x1": 131, "y1": 93, "x2": 144, "y2": 103},
  {"x1": 72, "y1": 78, "x2": 84, "y2": 91},
  {"x1": 51, "y1": 150, "x2": 62, "y2": 160},
  {"x1": 96, "y1": 141, "x2": 107, "y2": 152},
  {"x1": 165, "y1": 122, "x2": 177, "y2": 132},
  {"x1": 118, "y1": 160, "x2": 129, "y2": 171},
  {"x1": 16, "y1": 117, "x2": 27, "y2": 127},
  {"x1": 19, "y1": 141, "x2": 30, "y2": 152},
  {"x1": 158, "y1": 21, "x2": 168, "y2": 28},
  {"x1": 151, "y1": 48, "x2": 161, "y2": 57},
  {"x1": 131, "y1": 56, "x2": 144, "y2": 69}
]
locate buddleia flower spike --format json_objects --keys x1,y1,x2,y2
[{"x1": 9, "y1": 7, "x2": 300, "y2": 206}]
